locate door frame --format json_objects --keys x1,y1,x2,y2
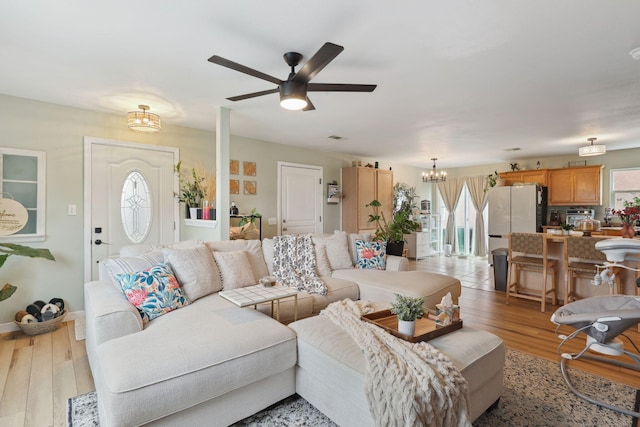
[
  {"x1": 83, "y1": 136, "x2": 180, "y2": 282},
  {"x1": 277, "y1": 161, "x2": 323, "y2": 236}
]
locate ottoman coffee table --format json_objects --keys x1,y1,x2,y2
[{"x1": 289, "y1": 305, "x2": 505, "y2": 426}]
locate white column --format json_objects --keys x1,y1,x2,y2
[{"x1": 215, "y1": 106, "x2": 230, "y2": 241}]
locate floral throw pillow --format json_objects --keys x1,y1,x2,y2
[
  {"x1": 116, "y1": 262, "x2": 189, "y2": 323},
  {"x1": 354, "y1": 240, "x2": 387, "y2": 270}
]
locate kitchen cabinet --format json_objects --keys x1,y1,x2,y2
[
  {"x1": 548, "y1": 165, "x2": 602, "y2": 206},
  {"x1": 341, "y1": 167, "x2": 393, "y2": 234},
  {"x1": 499, "y1": 170, "x2": 548, "y2": 186}
]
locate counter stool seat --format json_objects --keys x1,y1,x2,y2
[{"x1": 507, "y1": 233, "x2": 558, "y2": 312}]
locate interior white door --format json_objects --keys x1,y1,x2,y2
[
  {"x1": 278, "y1": 162, "x2": 323, "y2": 235},
  {"x1": 84, "y1": 137, "x2": 179, "y2": 281}
]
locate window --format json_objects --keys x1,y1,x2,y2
[
  {"x1": 610, "y1": 167, "x2": 640, "y2": 212},
  {"x1": 0, "y1": 148, "x2": 46, "y2": 242}
]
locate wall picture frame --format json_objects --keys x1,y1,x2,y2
[
  {"x1": 230, "y1": 179, "x2": 240, "y2": 194},
  {"x1": 243, "y1": 161, "x2": 256, "y2": 176},
  {"x1": 230, "y1": 160, "x2": 239, "y2": 175},
  {"x1": 244, "y1": 180, "x2": 257, "y2": 195}
]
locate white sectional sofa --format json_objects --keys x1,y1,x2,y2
[{"x1": 84, "y1": 232, "x2": 500, "y2": 426}]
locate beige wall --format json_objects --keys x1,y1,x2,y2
[
  {"x1": 0, "y1": 94, "x2": 429, "y2": 323},
  {"x1": 2, "y1": 93, "x2": 638, "y2": 325}
]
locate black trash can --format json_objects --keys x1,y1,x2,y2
[{"x1": 491, "y1": 248, "x2": 509, "y2": 292}]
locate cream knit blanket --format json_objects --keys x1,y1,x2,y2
[{"x1": 321, "y1": 299, "x2": 471, "y2": 427}]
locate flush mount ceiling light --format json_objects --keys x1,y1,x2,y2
[
  {"x1": 579, "y1": 137, "x2": 606, "y2": 157},
  {"x1": 127, "y1": 105, "x2": 161, "y2": 132},
  {"x1": 422, "y1": 158, "x2": 447, "y2": 182}
]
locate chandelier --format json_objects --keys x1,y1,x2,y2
[
  {"x1": 422, "y1": 158, "x2": 447, "y2": 182},
  {"x1": 127, "y1": 105, "x2": 162, "y2": 133},
  {"x1": 578, "y1": 137, "x2": 606, "y2": 157}
]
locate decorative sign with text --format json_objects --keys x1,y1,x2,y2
[{"x1": 0, "y1": 197, "x2": 28, "y2": 236}]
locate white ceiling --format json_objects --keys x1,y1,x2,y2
[{"x1": 3, "y1": 0, "x2": 640, "y2": 169}]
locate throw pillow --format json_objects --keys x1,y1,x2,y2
[
  {"x1": 102, "y1": 251, "x2": 165, "y2": 290},
  {"x1": 206, "y1": 240, "x2": 269, "y2": 280},
  {"x1": 115, "y1": 263, "x2": 189, "y2": 323},
  {"x1": 213, "y1": 250, "x2": 256, "y2": 289},
  {"x1": 354, "y1": 240, "x2": 387, "y2": 270},
  {"x1": 315, "y1": 244, "x2": 333, "y2": 277},
  {"x1": 162, "y1": 244, "x2": 222, "y2": 301},
  {"x1": 311, "y1": 231, "x2": 353, "y2": 270},
  {"x1": 348, "y1": 232, "x2": 372, "y2": 264}
]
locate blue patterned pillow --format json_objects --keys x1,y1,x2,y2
[
  {"x1": 116, "y1": 262, "x2": 189, "y2": 323},
  {"x1": 354, "y1": 240, "x2": 387, "y2": 270}
]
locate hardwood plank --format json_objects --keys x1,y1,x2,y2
[
  {"x1": 0, "y1": 335, "x2": 16, "y2": 403},
  {"x1": 25, "y1": 332, "x2": 53, "y2": 427},
  {"x1": 0, "y1": 410, "x2": 26, "y2": 427},
  {"x1": 0, "y1": 344, "x2": 32, "y2": 419},
  {"x1": 52, "y1": 322, "x2": 77, "y2": 427},
  {"x1": 66, "y1": 321, "x2": 94, "y2": 395}
]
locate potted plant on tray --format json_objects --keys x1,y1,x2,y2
[
  {"x1": 390, "y1": 294, "x2": 425, "y2": 336},
  {"x1": 561, "y1": 223, "x2": 574, "y2": 235}
]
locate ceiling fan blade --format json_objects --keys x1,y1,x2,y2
[
  {"x1": 292, "y1": 42, "x2": 344, "y2": 83},
  {"x1": 227, "y1": 88, "x2": 279, "y2": 102},
  {"x1": 308, "y1": 83, "x2": 377, "y2": 92},
  {"x1": 208, "y1": 55, "x2": 282, "y2": 85},
  {"x1": 302, "y1": 97, "x2": 315, "y2": 111}
]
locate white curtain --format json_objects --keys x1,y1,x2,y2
[
  {"x1": 437, "y1": 178, "x2": 465, "y2": 253},
  {"x1": 465, "y1": 175, "x2": 489, "y2": 257}
]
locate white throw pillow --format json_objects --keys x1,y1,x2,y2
[
  {"x1": 213, "y1": 250, "x2": 256, "y2": 290},
  {"x1": 162, "y1": 244, "x2": 222, "y2": 301},
  {"x1": 102, "y1": 251, "x2": 165, "y2": 290},
  {"x1": 312, "y1": 231, "x2": 353, "y2": 270},
  {"x1": 315, "y1": 244, "x2": 333, "y2": 276},
  {"x1": 206, "y1": 240, "x2": 269, "y2": 280}
]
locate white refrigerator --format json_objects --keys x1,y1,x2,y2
[{"x1": 487, "y1": 185, "x2": 547, "y2": 263}]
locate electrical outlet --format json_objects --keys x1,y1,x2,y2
[{"x1": 68, "y1": 204, "x2": 77, "y2": 216}]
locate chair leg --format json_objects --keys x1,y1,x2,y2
[
  {"x1": 551, "y1": 266, "x2": 557, "y2": 306},
  {"x1": 541, "y1": 268, "x2": 547, "y2": 313}
]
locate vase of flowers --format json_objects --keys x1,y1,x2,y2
[{"x1": 612, "y1": 197, "x2": 640, "y2": 238}]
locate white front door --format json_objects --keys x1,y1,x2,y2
[
  {"x1": 278, "y1": 162, "x2": 323, "y2": 235},
  {"x1": 84, "y1": 137, "x2": 179, "y2": 281}
]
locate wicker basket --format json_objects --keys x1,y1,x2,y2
[{"x1": 15, "y1": 311, "x2": 66, "y2": 336}]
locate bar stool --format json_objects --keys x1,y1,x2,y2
[
  {"x1": 565, "y1": 236, "x2": 620, "y2": 304},
  {"x1": 506, "y1": 232, "x2": 557, "y2": 312}
]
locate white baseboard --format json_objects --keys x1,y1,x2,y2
[{"x1": 0, "y1": 310, "x2": 85, "y2": 334}]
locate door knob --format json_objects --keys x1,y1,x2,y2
[{"x1": 94, "y1": 239, "x2": 109, "y2": 245}]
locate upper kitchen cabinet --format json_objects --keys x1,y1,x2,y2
[
  {"x1": 547, "y1": 165, "x2": 603, "y2": 206},
  {"x1": 499, "y1": 170, "x2": 548, "y2": 186},
  {"x1": 342, "y1": 167, "x2": 393, "y2": 234}
]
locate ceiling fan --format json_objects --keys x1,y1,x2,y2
[{"x1": 208, "y1": 42, "x2": 377, "y2": 111}]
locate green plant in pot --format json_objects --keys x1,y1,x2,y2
[
  {"x1": 175, "y1": 162, "x2": 206, "y2": 219},
  {"x1": 390, "y1": 294, "x2": 425, "y2": 336},
  {"x1": 561, "y1": 223, "x2": 574, "y2": 235},
  {"x1": 367, "y1": 199, "x2": 421, "y2": 256},
  {"x1": 0, "y1": 243, "x2": 55, "y2": 301},
  {"x1": 238, "y1": 208, "x2": 262, "y2": 239}
]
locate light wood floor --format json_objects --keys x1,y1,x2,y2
[{"x1": 1, "y1": 254, "x2": 638, "y2": 426}]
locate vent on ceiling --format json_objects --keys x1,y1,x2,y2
[{"x1": 327, "y1": 135, "x2": 344, "y2": 140}]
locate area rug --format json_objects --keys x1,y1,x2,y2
[{"x1": 68, "y1": 349, "x2": 639, "y2": 427}]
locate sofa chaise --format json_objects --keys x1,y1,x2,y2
[{"x1": 84, "y1": 231, "x2": 502, "y2": 426}]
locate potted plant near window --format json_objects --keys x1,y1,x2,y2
[
  {"x1": 390, "y1": 293, "x2": 425, "y2": 336},
  {"x1": 366, "y1": 199, "x2": 421, "y2": 256},
  {"x1": 612, "y1": 196, "x2": 640, "y2": 238}
]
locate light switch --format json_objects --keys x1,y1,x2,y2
[
  {"x1": 68, "y1": 204, "x2": 77, "y2": 216},
  {"x1": 268, "y1": 217, "x2": 276, "y2": 225}
]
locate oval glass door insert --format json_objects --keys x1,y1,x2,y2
[{"x1": 121, "y1": 170, "x2": 152, "y2": 243}]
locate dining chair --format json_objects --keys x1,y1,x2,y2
[{"x1": 565, "y1": 236, "x2": 620, "y2": 304}]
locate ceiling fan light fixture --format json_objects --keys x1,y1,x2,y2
[
  {"x1": 279, "y1": 81, "x2": 308, "y2": 111},
  {"x1": 127, "y1": 104, "x2": 161, "y2": 132},
  {"x1": 579, "y1": 137, "x2": 606, "y2": 157}
]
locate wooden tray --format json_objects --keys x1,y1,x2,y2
[{"x1": 361, "y1": 309, "x2": 462, "y2": 343}]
